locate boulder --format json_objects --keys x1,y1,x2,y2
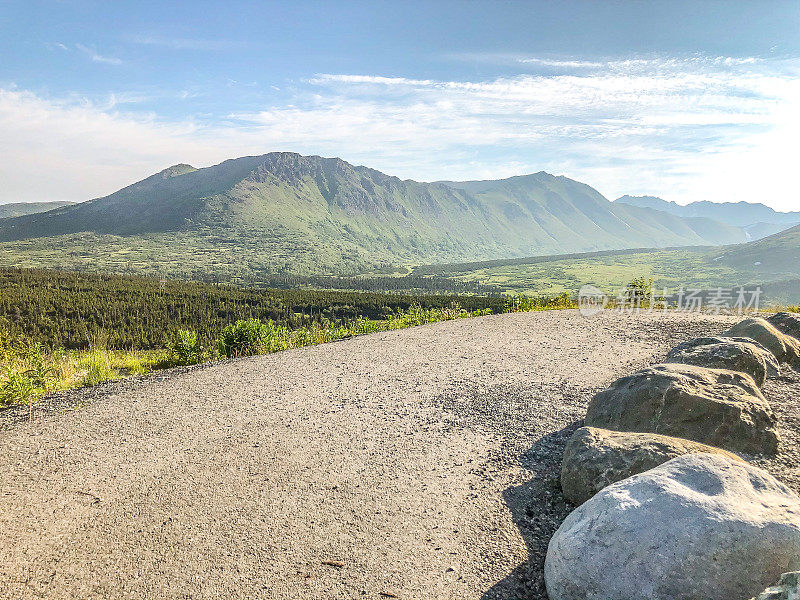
[
  {"x1": 725, "y1": 317, "x2": 800, "y2": 365},
  {"x1": 768, "y1": 312, "x2": 800, "y2": 343},
  {"x1": 750, "y1": 572, "x2": 800, "y2": 600},
  {"x1": 545, "y1": 453, "x2": 800, "y2": 600},
  {"x1": 665, "y1": 335, "x2": 780, "y2": 386},
  {"x1": 585, "y1": 363, "x2": 779, "y2": 455},
  {"x1": 560, "y1": 426, "x2": 742, "y2": 505}
]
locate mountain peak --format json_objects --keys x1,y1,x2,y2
[{"x1": 159, "y1": 164, "x2": 197, "y2": 178}]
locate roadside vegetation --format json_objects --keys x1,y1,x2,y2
[{"x1": 0, "y1": 268, "x2": 577, "y2": 414}]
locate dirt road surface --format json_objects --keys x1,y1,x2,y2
[{"x1": 5, "y1": 309, "x2": 796, "y2": 600}]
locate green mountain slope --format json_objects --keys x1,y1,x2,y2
[
  {"x1": 0, "y1": 201, "x2": 75, "y2": 219},
  {"x1": 456, "y1": 173, "x2": 747, "y2": 249},
  {"x1": 0, "y1": 153, "x2": 749, "y2": 277},
  {"x1": 717, "y1": 224, "x2": 800, "y2": 274}
]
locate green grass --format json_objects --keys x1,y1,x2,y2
[
  {"x1": 0, "y1": 338, "x2": 167, "y2": 414},
  {"x1": 4, "y1": 232, "x2": 798, "y2": 303}
]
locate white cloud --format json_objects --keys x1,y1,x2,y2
[
  {"x1": 518, "y1": 58, "x2": 605, "y2": 68},
  {"x1": 75, "y1": 44, "x2": 122, "y2": 65},
  {"x1": 127, "y1": 35, "x2": 247, "y2": 51},
  {"x1": 0, "y1": 54, "x2": 798, "y2": 210},
  {"x1": 0, "y1": 89, "x2": 203, "y2": 201}
]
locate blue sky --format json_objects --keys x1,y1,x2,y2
[{"x1": 1, "y1": 0, "x2": 799, "y2": 209}]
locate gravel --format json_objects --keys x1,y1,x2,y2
[{"x1": 2, "y1": 309, "x2": 794, "y2": 600}]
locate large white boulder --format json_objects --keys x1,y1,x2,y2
[{"x1": 545, "y1": 453, "x2": 800, "y2": 600}]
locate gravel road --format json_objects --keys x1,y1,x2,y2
[{"x1": 4, "y1": 309, "x2": 796, "y2": 600}]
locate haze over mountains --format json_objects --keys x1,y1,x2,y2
[
  {"x1": 615, "y1": 195, "x2": 800, "y2": 241},
  {"x1": 0, "y1": 152, "x2": 754, "y2": 276},
  {"x1": 0, "y1": 201, "x2": 74, "y2": 220}
]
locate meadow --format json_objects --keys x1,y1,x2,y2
[{"x1": 412, "y1": 247, "x2": 743, "y2": 296}]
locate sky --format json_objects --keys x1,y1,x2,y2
[{"x1": 1, "y1": 0, "x2": 799, "y2": 210}]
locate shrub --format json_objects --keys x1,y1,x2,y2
[
  {"x1": 0, "y1": 371, "x2": 39, "y2": 409},
  {"x1": 551, "y1": 291, "x2": 574, "y2": 308},
  {"x1": 21, "y1": 342, "x2": 52, "y2": 388},
  {"x1": 218, "y1": 318, "x2": 289, "y2": 358},
  {"x1": 625, "y1": 277, "x2": 653, "y2": 306},
  {"x1": 169, "y1": 329, "x2": 204, "y2": 365},
  {"x1": 504, "y1": 292, "x2": 576, "y2": 312},
  {"x1": 504, "y1": 294, "x2": 545, "y2": 312},
  {"x1": 0, "y1": 340, "x2": 52, "y2": 418}
]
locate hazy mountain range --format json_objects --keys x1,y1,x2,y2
[
  {"x1": 0, "y1": 201, "x2": 74, "y2": 220},
  {"x1": 615, "y1": 195, "x2": 800, "y2": 241}
]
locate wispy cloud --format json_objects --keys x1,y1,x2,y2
[
  {"x1": 75, "y1": 44, "x2": 122, "y2": 65},
  {"x1": 451, "y1": 52, "x2": 762, "y2": 72},
  {"x1": 0, "y1": 54, "x2": 798, "y2": 209},
  {"x1": 517, "y1": 58, "x2": 605, "y2": 68},
  {"x1": 127, "y1": 35, "x2": 246, "y2": 51}
]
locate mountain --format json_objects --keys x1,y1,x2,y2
[
  {"x1": 0, "y1": 201, "x2": 75, "y2": 219},
  {"x1": 442, "y1": 175, "x2": 746, "y2": 248},
  {"x1": 716, "y1": 223, "x2": 800, "y2": 274},
  {"x1": 615, "y1": 195, "x2": 800, "y2": 239},
  {"x1": 0, "y1": 153, "x2": 748, "y2": 278}
]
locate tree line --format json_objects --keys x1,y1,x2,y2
[{"x1": 0, "y1": 268, "x2": 507, "y2": 350}]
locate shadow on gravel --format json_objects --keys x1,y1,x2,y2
[{"x1": 481, "y1": 420, "x2": 582, "y2": 600}]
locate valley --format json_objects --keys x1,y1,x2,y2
[{"x1": 1, "y1": 152, "x2": 798, "y2": 302}]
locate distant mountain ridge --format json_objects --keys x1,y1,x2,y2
[
  {"x1": 0, "y1": 201, "x2": 75, "y2": 219},
  {"x1": 442, "y1": 174, "x2": 745, "y2": 248},
  {"x1": 0, "y1": 153, "x2": 750, "y2": 275},
  {"x1": 615, "y1": 195, "x2": 800, "y2": 240}
]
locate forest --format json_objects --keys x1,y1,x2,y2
[{"x1": 0, "y1": 267, "x2": 510, "y2": 350}]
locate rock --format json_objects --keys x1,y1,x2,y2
[
  {"x1": 545, "y1": 453, "x2": 800, "y2": 600},
  {"x1": 665, "y1": 335, "x2": 780, "y2": 386},
  {"x1": 768, "y1": 312, "x2": 800, "y2": 343},
  {"x1": 585, "y1": 363, "x2": 779, "y2": 455},
  {"x1": 560, "y1": 426, "x2": 742, "y2": 505},
  {"x1": 725, "y1": 317, "x2": 800, "y2": 365},
  {"x1": 750, "y1": 572, "x2": 800, "y2": 600}
]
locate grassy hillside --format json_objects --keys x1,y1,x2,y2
[
  {"x1": 0, "y1": 153, "x2": 748, "y2": 277},
  {"x1": 412, "y1": 247, "x2": 729, "y2": 296},
  {"x1": 717, "y1": 224, "x2": 800, "y2": 274}
]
